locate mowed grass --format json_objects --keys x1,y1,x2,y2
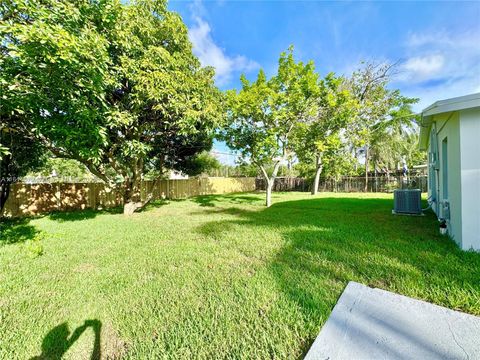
[{"x1": 1, "y1": 192, "x2": 479, "y2": 359}]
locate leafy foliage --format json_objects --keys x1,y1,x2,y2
[
  {"x1": 223, "y1": 48, "x2": 317, "y2": 205},
  {"x1": 1, "y1": 0, "x2": 223, "y2": 213},
  {"x1": 178, "y1": 151, "x2": 221, "y2": 177},
  {"x1": 347, "y1": 62, "x2": 419, "y2": 185},
  {"x1": 0, "y1": 129, "x2": 46, "y2": 181},
  {"x1": 292, "y1": 73, "x2": 356, "y2": 193},
  {"x1": 26, "y1": 158, "x2": 96, "y2": 180},
  {"x1": 0, "y1": 128, "x2": 46, "y2": 211},
  {"x1": 369, "y1": 104, "x2": 426, "y2": 174}
]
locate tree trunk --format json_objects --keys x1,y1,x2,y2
[
  {"x1": 122, "y1": 177, "x2": 149, "y2": 215},
  {"x1": 258, "y1": 161, "x2": 281, "y2": 208},
  {"x1": 311, "y1": 154, "x2": 323, "y2": 195},
  {"x1": 0, "y1": 154, "x2": 12, "y2": 215},
  {"x1": 0, "y1": 179, "x2": 11, "y2": 215},
  {"x1": 123, "y1": 200, "x2": 144, "y2": 215},
  {"x1": 364, "y1": 146, "x2": 369, "y2": 192},
  {"x1": 266, "y1": 180, "x2": 273, "y2": 207}
]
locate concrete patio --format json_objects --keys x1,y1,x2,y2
[{"x1": 305, "y1": 282, "x2": 480, "y2": 360}]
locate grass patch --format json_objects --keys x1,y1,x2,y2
[{"x1": 1, "y1": 192, "x2": 479, "y2": 359}]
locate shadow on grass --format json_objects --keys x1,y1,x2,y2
[
  {"x1": 137, "y1": 199, "x2": 170, "y2": 213},
  {"x1": 196, "y1": 196, "x2": 480, "y2": 355},
  {"x1": 4, "y1": 198, "x2": 175, "y2": 226},
  {"x1": 193, "y1": 193, "x2": 263, "y2": 207},
  {"x1": 48, "y1": 207, "x2": 123, "y2": 222},
  {"x1": 47, "y1": 198, "x2": 173, "y2": 220},
  {"x1": 31, "y1": 320, "x2": 102, "y2": 360},
  {"x1": 0, "y1": 218, "x2": 39, "y2": 246}
]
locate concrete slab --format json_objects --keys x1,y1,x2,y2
[{"x1": 305, "y1": 282, "x2": 480, "y2": 360}]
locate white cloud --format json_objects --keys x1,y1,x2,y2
[
  {"x1": 406, "y1": 30, "x2": 480, "y2": 49},
  {"x1": 395, "y1": 29, "x2": 480, "y2": 111},
  {"x1": 188, "y1": 16, "x2": 259, "y2": 86},
  {"x1": 402, "y1": 54, "x2": 444, "y2": 80}
]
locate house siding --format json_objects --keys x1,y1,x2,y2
[
  {"x1": 428, "y1": 112, "x2": 462, "y2": 247},
  {"x1": 459, "y1": 108, "x2": 480, "y2": 250}
]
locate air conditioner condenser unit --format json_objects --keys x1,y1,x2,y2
[{"x1": 393, "y1": 189, "x2": 422, "y2": 215}]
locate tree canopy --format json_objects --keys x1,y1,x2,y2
[
  {"x1": 292, "y1": 73, "x2": 356, "y2": 194},
  {"x1": 347, "y1": 62, "x2": 419, "y2": 189},
  {"x1": 1, "y1": 0, "x2": 224, "y2": 214},
  {"x1": 223, "y1": 48, "x2": 317, "y2": 206},
  {"x1": 223, "y1": 57, "x2": 424, "y2": 198}
]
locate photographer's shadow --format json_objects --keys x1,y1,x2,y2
[{"x1": 31, "y1": 319, "x2": 101, "y2": 360}]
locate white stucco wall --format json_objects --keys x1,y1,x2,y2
[
  {"x1": 434, "y1": 112, "x2": 463, "y2": 247},
  {"x1": 459, "y1": 108, "x2": 480, "y2": 251},
  {"x1": 427, "y1": 128, "x2": 437, "y2": 215}
]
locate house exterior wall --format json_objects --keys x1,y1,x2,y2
[
  {"x1": 427, "y1": 125, "x2": 439, "y2": 215},
  {"x1": 428, "y1": 112, "x2": 463, "y2": 247},
  {"x1": 459, "y1": 108, "x2": 480, "y2": 250}
]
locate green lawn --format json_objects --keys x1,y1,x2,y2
[{"x1": 1, "y1": 192, "x2": 479, "y2": 359}]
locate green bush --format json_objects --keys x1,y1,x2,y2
[{"x1": 23, "y1": 232, "x2": 45, "y2": 258}]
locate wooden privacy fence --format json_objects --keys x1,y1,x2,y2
[
  {"x1": 2, "y1": 177, "x2": 255, "y2": 218},
  {"x1": 256, "y1": 176, "x2": 428, "y2": 193}
]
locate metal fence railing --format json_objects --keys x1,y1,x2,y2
[{"x1": 256, "y1": 176, "x2": 428, "y2": 193}]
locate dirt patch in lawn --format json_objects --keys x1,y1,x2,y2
[
  {"x1": 100, "y1": 321, "x2": 128, "y2": 359},
  {"x1": 73, "y1": 263, "x2": 97, "y2": 273}
]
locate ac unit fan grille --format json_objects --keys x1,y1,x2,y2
[{"x1": 393, "y1": 189, "x2": 422, "y2": 214}]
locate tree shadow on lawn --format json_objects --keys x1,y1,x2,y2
[
  {"x1": 48, "y1": 207, "x2": 123, "y2": 222},
  {"x1": 0, "y1": 218, "x2": 39, "y2": 246},
  {"x1": 1, "y1": 200, "x2": 171, "y2": 244},
  {"x1": 136, "y1": 199, "x2": 171, "y2": 213},
  {"x1": 193, "y1": 193, "x2": 263, "y2": 207},
  {"x1": 196, "y1": 196, "x2": 480, "y2": 355},
  {"x1": 48, "y1": 199, "x2": 173, "y2": 221}
]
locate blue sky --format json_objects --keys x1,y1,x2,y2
[{"x1": 169, "y1": 0, "x2": 480, "y2": 164}]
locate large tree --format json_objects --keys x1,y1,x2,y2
[
  {"x1": 1, "y1": 0, "x2": 223, "y2": 214},
  {"x1": 293, "y1": 73, "x2": 355, "y2": 195},
  {"x1": 223, "y1": 49, "x2": 317, "y2": 207},
  {"x1": 348, "y1": 62, "x2": 417, "y2": 190}
]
